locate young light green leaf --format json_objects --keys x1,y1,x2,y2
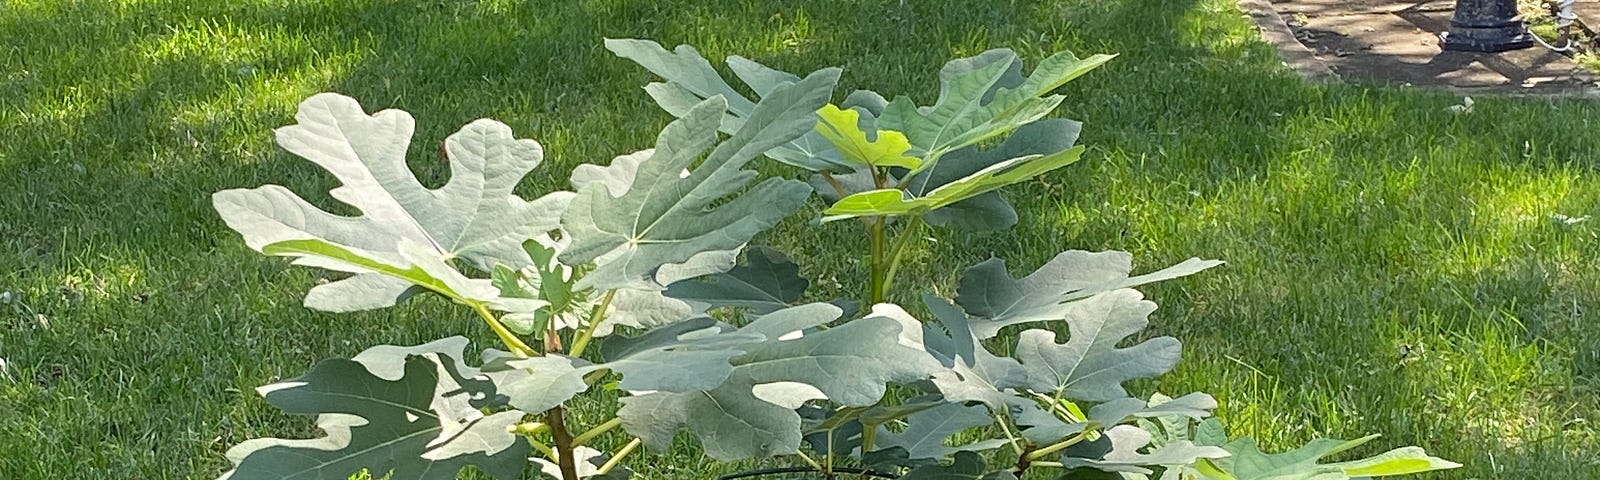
[
  {"x1": 220, "y1": 353, "x2": 528, "y2": 480},
  {"x1": 490, "y1": 238, "x2": 576, "y2": 335},
  {"x1": 808, "y1": 120, "x2": 1084, "y2": 230},
  {"x1": 663, "y1": 247, "x2": 810, "y2": 314},
  {"x1": 213, "y1": 93, "x2": 573, "y2": 312},
  {"x1": 1058, "y1": 425, "x2": 1229, "y2": 474},
  {"x1": 617, "y1": 303, "x2": 941, "y2": 460},
  {"x1": 1013, "y1": 290, "x2": 1181, "y2": 403},
  {"x1": 605, "y1": 38, "x2": 852, "y2": 171},
  {"x1": 492, "y1": 236, "x2": 695, "y2": 338},
  {"x1": 956, "y1": 250, "x2": 1223, "y2": 339},
  {"x1": 1193, "y1": 425, "x2": 1461, "y2": 480},
  {"x1": 820, "y1": 146, "x2": 1084, "y2": 222},
  {"x1": 909, "y1": 118, "x2": 1081, "y2": 231},
  {"x1": 814, "y1": 104, "x2": 920, "y2": 169},
  {"x1": 559, "y1": 68, "x2": 837, "y2": 291}
]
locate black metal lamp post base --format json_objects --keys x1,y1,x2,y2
[{"x1": 1442, "y1": 0, "x2": 1535, "y2": 52}]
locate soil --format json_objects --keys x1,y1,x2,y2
[{"x1": 1240, "y1": 0, "x2": 1600, "y2": 94}]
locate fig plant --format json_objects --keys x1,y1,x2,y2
[{"x1": 213, "y1": 39, "x2": 1460, "y2": 480}]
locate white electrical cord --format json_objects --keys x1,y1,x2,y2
[
  {"x1": 1556, "y1": 0, "x2": 1578, "y2": 27},
  {"x1": 1533, "y1": 0, "x2": 1579, "y2": 52}
]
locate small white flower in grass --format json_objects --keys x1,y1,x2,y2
[
  {"x1": 1445, "y1": 96, "x2": 1474, "y2": 114},
  {"x1": 1552, "y1": 213, "x2": 1590, "y2": 226}
]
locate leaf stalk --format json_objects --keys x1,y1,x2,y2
[
  {"x1": 573, "y1": 417, "x2": 623, "y2": 446},
  {"x1": 1027, "y1": 430, "x2": 1092, "y2": 461},
  {"x1": 868, "y1": 217, "x2": 887, "y2": 304},
  {"x1": 474, "y1": 303, "x2": 536, "y2": 357},
  {"x1": 878, "y1": 215, "x2": 924, "y2": 297},
  {"x1": 568, "y1": 289, "x2": 617, "y2": 358},
  {"x1": 596, "y1": 438, "x2": 642, "y2": 475}
]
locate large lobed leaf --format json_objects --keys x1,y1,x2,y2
[
  {"x1": 221, "y1": 338, "x2": 528, "y2": 480},
  {"x1": 819, "y1": 144, "x2": 1084, "y2": 223},
  {"x1": 956, "y1": 250, "x2": 1222, "y2": 339},
  {"x1": 813, "y1": 103, "x2": 921, "y2": 170},
  {"x1": 663, "y1": 246, "x2": 810, "y2": 315},
  {"x1": 1056, "y1": 425, "x2": 1230, "y2": 475},
  {"x1": 904, "y1": 118, "x2": 1081, "y2": 230},
  {"x1": 814, "y1": 48, "x2": 1112, "y2": 227},
  {"x1": 874, "y1": 48, "x2": 1111, "y2": 164},
  {"x1": 617, "y1": 303, "x2": 942, "y2": 460},
  {"x1": 559, "y1": 65, "x2": 838, "y2": 291},
  {"x1": 480, "y1": 317, "x2": 769, "y2": 415},
  {"x1": 612, "y1": 38, "x2": 1114, "y2": 232},
  {"x1": 213, "y1": 93, "x2": 573, "y2": 312},
  {"x1": 871, "y1": 402, "x2": 1010, "y2": 461},
  {"x1": 1013, "y1": 392, "x2": 1217, "y2": 444},
  {"x1": 605, "y1": 38, "x2": 853, "y2": 171},
  {"x1": 917, "y1": 296, "x2": 1030, "y2": 409},
  {"x1": 1012, "y1": 289, "x2": 1181, "y2": 403}
]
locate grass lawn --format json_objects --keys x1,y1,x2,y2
[{"x1": 3, "y1": 0, "x2": 1599, "y2": 478}]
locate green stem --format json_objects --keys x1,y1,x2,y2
[
  {"x1": 819, "y1": 170, "x2": 849, "y2": 199},
  {"x1": 595, "y1": 438, "x2": 642, "y2": 475},
  {"x1": 530, "y1": 439, "x2": 556, "y2": 461},
  {"x1": 511, "y1": 421, "x2": 549, "y2": 436},
  {"x1": 1027, "y1": 430, "x2": 1092, "y2": 461},
  {"x1": 825, "y1": 430, "x2": 835, "y2": 473},
  {"x1": 894, "y1": 150, "x2": 944, "y2": 190},
  {"x1": 795, "y1": 451, "x2": 826, "y2": 474},
  {"x1": 474, "y1": 304, "x2": 536, "y2": 357},
  {"x1": 878, "y1": 215, "x2": 924, "y2": 298},
  {"x1": 868, "y1": 217, "x2": 887, "y2": 304},
  {"x1": 568, "y1": 289, "x2": 617, "y2": 358},
  {"x1": 995, "y1": 412, "x2": 1024, "y2": 455},
  {"x1": 572, "y1": 417, "x2": 622, "y2": 446},
  {"x1": 514, "y1": 421, "x2": 556, "y2": 460}
]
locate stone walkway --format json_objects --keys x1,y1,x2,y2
[{"x1": 1241, "y1": 0, "x2": 1600, "y2": 94}]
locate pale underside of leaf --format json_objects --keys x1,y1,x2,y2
[
  {"x1": 618, "y1": 304, "x2": 942, "y2": 460},
  {"x1": 1058, "y1": 425, "x2": 1230, "y2": 475},
  {"x1": 213, "y1": 93, "x2": 572, "y2": 312},
  {"x1": 605, "y1": 38, "x2": 852, "y2": 171},
  {"x1": 956, "y1": 250, "x2": 1223, "y2": 339},
  {"x1": 560, "y1": 68, "x2": 837, "y2": 291},
  {"x1": 1012, "y1": 289, "x2": 1182, "y2": 403}
]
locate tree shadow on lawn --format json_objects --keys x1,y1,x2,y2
[{"x1": 2, "y1": 0, "x2": 1599, "y2": 478}]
